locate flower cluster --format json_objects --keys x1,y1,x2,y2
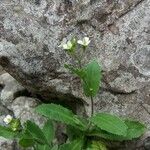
[{"x1": 59, "y1": 37, "x2": 90, "y2": 50}]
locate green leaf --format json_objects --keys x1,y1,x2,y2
[
  {"x1": 9, "y1": 119, "x2": 21, "y2": 131},
  {"x1": 86, "y1": 141, "x2": 107, "y2": 150},
  {"x1": 90, "y1": 113, "x2": 127, "y2": 136},
  {"x1": 89, "y1": 120, "x2": 146, "y2": 141},
  {"x1": 35, "y1": 104, "x2": 86, "y2": 131},
  {"x1": 82, "y1": 60, "x2": 101, "y2": 97},
  {"x1": 51, "y1": 145, "x2": 58, "y2": 150},
  {"x1": 64, "y1": 64, "x2": 86, "y2": 79},
  {"x1": 0, "y1": 125, "x2": 16, "y2": 139},
  {"x1": 36, "y1": 144, "x2": 50, "y2": 150},
  {"x1": 43, "y1": 120, "x2": 55, "y2": 144},
  {"x1": 19, "y1": 138, "x2": 35, "y2": 148},
  {"x1": 59, "y1": 143, "x2": 70, "y2": 150},
  {"x1": 59, "y1": 138, "x2": 84, "y2": 150},
  {"x1": 124, "y1": 120, "x2": 146, "y2": 140},
  {"x1": 88, "y1": 129, "x2": 126, "y2": 141},
  {"x1": 66, "y1": 126, "x2": 83, "y2": 141},
  {"x1": 25, "y1": 121, "x2": 48, "y2": 145},
  {"x1": 18, "y1": 129, "x2": 35, "y2": 147}
]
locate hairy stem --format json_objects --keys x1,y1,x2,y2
[
  {"x1": 90, "y1": 96, "x2": 94, "y2": 117},
  {"x1": 86, "y1": 96, "x2": 94, "y2": 131}
]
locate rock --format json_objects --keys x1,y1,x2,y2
[
  {"x1": 0, "y1": 138, "x2": 14, "y2": 150},
  {"x1": 0, "y1": 73, "x2": 26, "y2": 109},
  {"x1": 144, "y1": 137, "x2": 150, "y2": 150},
  {"x1": 109, "y1": 72, "x2": 138, "y2": 93},
  {"x1": 131, "y1": 46, "x2": 150, "y2": 76},
  {"x1": 0, "y1": 103, "x2": 13, "y2": 129},
  {"x1": 0, "y1": 0, "x2": 150, "y2": 147},
  {"x1": 11, "y1": 96, "x2": 46, "y2": 127},
  {"x1": 0, "y1": 66, "x2": 5, "y2": 75}
]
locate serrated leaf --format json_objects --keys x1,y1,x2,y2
[
  {"x1": 124, "y1": 120, "x2": 146, "y2": 139},
  {"x1": 86, "y1": 141, "x2": 107, "y2": 150},
  {"x1": 89, "y1": 120, "x2": 146, "y2": 141},
  {"x1": 64, "y1": 64, "x2": 86, "y2": 79},
  {"x1": 88, "y1": 129, "x2": 127, "y2": 141},
  {"x1": 25, "y1": 121, "x2": 48, "y2": 145},
  {"x1": 59, "y1": 138, "x2": 84, "y2": 150},
  {"x1": 90, "y1": 113, "x2": 127, "y2": 136},
  {"x1": 19, "y1": 138, "x2": 35, "y2": 148},
  {"x1": 35, "y1": 104, "x2": 86, "y2": 131},
  {"x1": 82, "y1": 60, "x2": 101, "y2": 97},
  {"x1": 0, "y1": 125, "x2": 16, "y2": 139},
  {"x1": 18, "y1": 128, "x2": 35, "y2": 147},
  {"x1": 43, "y1": 120, "x2": 55, "y2": 144}
]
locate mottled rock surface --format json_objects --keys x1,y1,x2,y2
[
  {"x1": 0, "y1": 73, "x2": 26, "y2": 109},
  {"x1": 0, "y1": 0, "x2": 150, "y2": 143},
  {"x1": 0, "y1": 72, "x2": 45, "y2": 149},
  {"x1": 0, "y1": 138, "x2": 15, "y2": 150},
  {"x1": 0, "y1": 66, "x2": 5, "y2": 75},
  {"x1": 11, "y1": 96, "x2": 46, "y2": 126}
]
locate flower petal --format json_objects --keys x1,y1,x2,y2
[
  {"x1": 77, "y1": 40, "x2": 83, "y2": 45},
  {"x1": 84, "y1": 37, "x2": 90, "y2": 45},
  {"x1": 63, "y1": 44, "x2": 69, "y2": 49},
  {"x1": 84, "y1": 37, "x2": 89, "y2": 42},
  {"x1": 67, "y1": 41, "x2": 73, "y2": 48}
]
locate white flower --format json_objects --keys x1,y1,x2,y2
[
  {"x1": 4, "y1": 115, "x2": 13, "y2": 124},
  {"x1": 77, "y1": 37, "x2": 90, "y2": 46},
  {"x1": 59, "y1": 41, "x2": 73, "y2": 50}
]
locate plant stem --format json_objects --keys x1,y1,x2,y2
[
  {"x1": 33, "y1": 145, "x2": 36, "y2": 150},
  {"x1": 90, "y1": 96, "x2": 94, "y2": 117},
  {"x1": 86, "y1": 96, "x2": 94, "y2": 131}
]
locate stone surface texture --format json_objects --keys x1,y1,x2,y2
[
  {"x1": 0, "y1": 73, "x2": 45, "y2": 150},
  {"x1": 0, "y1": 0, "x2": 150, "y2": 149},
  {"x1": 11, "y1": 96, "x2": 46, "y2": 126},
  {"x1": 0, "y1": 73, "x2": 26, "y2": 109}
]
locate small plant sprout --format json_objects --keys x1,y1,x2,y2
[
  {"x1": 77, "y1": 37, "x2": 91, "y2": 47},
  {"x1": 10, "y1": 119, "x2": 22, "y2": 131},
  {"x1": 3, "y1": 115, "x2": 13, "y2": 124}
]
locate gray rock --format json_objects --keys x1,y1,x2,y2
[
  {"x1": 0, "y1": 1, "x2": 150, "y2": 149},
  {"x1": 0, "y1": 66, "x2": 5, "y2": 75},
  {"x1": 0, "y1": 73, "x2": 25, "y2": 109},
  {"x1": 0, "y1": 138, "x2": 14, "y2": 150},
  {"x1": 11, "y1": 96, "x2": 46, "y2": 127},
  {"x1": 144, "y1": 137, "x2": 150, "y2": 150},
  {"x1": 109, "y1": 73, "x2": 138, "y2": 93}
]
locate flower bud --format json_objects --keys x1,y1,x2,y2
[{"x1": 3, "y1": 115, "x2": 13, "y2": 124}]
